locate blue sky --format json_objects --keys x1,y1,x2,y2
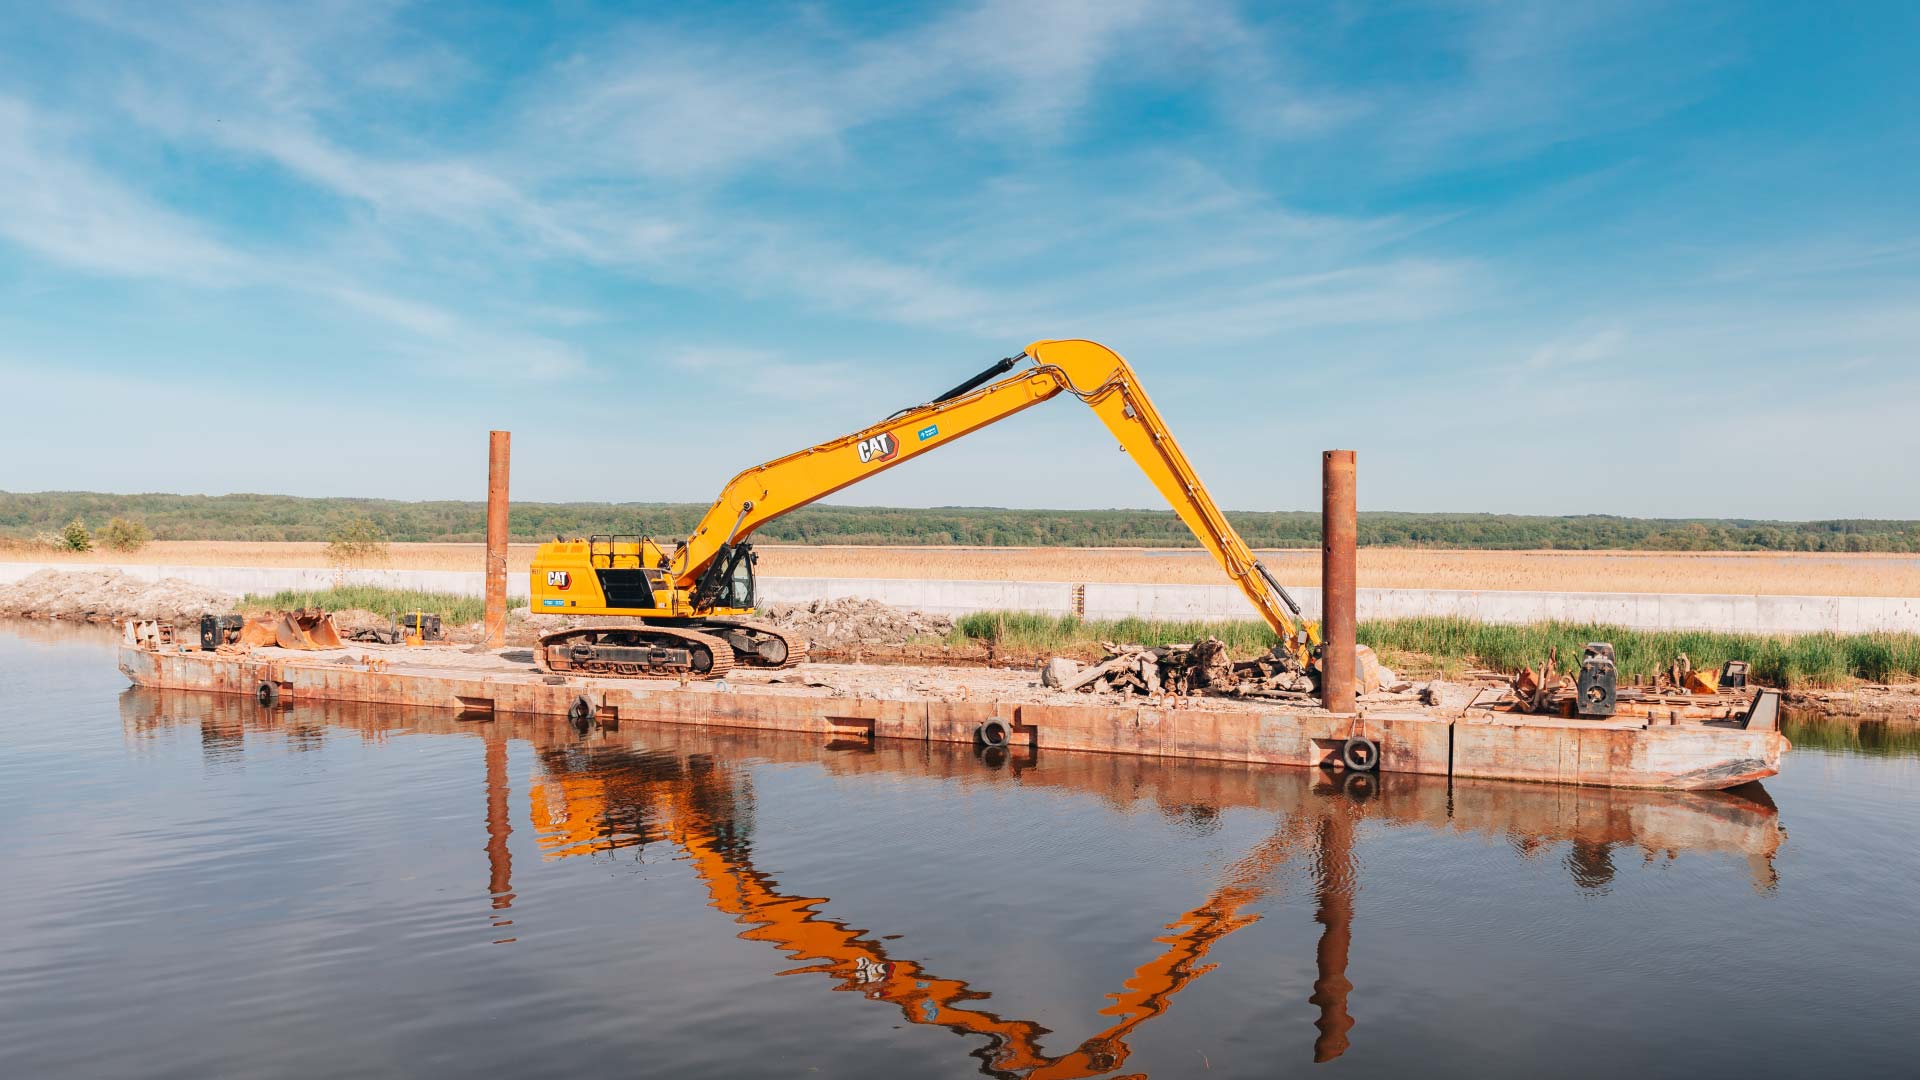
[{"x1": 0, "y1": 1, "x2": 1915, "y2": 517}]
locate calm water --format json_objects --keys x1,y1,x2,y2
[{"x1": 3, "y1": 625, "x2": 1918, "y2": 1079}]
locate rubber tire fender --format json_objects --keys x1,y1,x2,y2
[
  {"x1": 256, "y1": 681, "x2": 279, "y2": 707},
  {"x1": 1341, "y1": 735, "x2": 1380, "y2": 772},
  {"x1": 974, "y1": 719, "x2": 1011, "y2": 748},
  {"x1": 568, "y1": 695, "x2": 594, "y2": 733}
]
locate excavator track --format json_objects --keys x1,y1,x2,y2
[
  {"x1": 536, "y1": 625, "x2": 736, "y2": 681},
  {"x1": 683, "y1": 617, "x2": 809, "y2": 669}
]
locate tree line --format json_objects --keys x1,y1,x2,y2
[{"x1": 4, "y1": 491, "x2": 1918, "y2": 552}]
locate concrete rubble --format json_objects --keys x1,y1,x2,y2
[
  {"x1": 0, "y1": 569, "x2": 235, "y2": 625},
  {"x1": 756, "y1": 597, "x2": 954, "y2": 650},
  {"x1": 1052, "y1": 638, "x2": 1406, "y2": 702}
]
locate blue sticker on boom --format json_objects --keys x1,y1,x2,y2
[{"x1": 918, "y1": 424, "x2": 939, "y2": 441}]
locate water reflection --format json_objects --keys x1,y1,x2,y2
[
  {"x1": 528, "y1": 739, "x2": 1298, "y2": 1078},
  {"x1": 1782, "y1": 710, "x2": 1920, "y2": 757},
  {"x1": 119, "y1": 689, "x2": 1786, "y2": 1077},
  {"x1": 485, "y1": 732, "x2": 516, "y2": 936},
  {"x1": 1308, "y1": 794, "x2": 1358, "y2": 1063}
]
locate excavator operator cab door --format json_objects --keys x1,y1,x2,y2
[{"x1": 713, "y1": 544, "x2": 756, "y2": 610}]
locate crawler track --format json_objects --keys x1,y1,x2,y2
[
  {"x1": 536, "y1": 625, "x2": 736, "y2": 680},
  {"x1": 694, "y1": 617, "x2": 809, "y2": 669}
]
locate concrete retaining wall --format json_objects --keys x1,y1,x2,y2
[
  {"x1": 1062, "y1": 582, "x2": 1920, "y2": 635},
  {"x1": 0, "y1": 561, "x2": 532, "y2": 599},
  {"x1": 758, "y1": 576, "x2": 1078, "y2": 617},
  {"x1": 6, "y1": 561, "x2": 1917, "y2": 634}
]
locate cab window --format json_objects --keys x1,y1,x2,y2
[{"x1": 722, "y1": 549, "x2": 755, "y2": 608}]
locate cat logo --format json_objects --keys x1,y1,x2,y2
[
  {"x1": 546, "y1": 570, "x2": 571, "y2": 590},
  {"x1": 856, "y1": 431, "x2": 900, "y2": 464}
]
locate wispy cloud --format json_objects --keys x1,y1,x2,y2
[
  {"x1": 666, "y1": 346, "x2": 859, "y2": 400},
  {"x1": 0, "y1": 98, "x2": 249, "y2": 282},
  {"x1": 0, "y1": 96, "x2": 583, "y2": 382},
  {"x1": 1080, "y1": 258, "x2": 1489, "y2": 347},
  {"x1": 522, "y1": 0, "x2": 1176, "y2": 179},
  {"x1": 1710, "y1": 236, "x2": 1920, "y2": 283},
  {"x1": 325, "y1": 285, "x2": 587, "y2": 379},
  {"x1": 1382, "y1": 0, "x2": 1728, "y2": 159},
  {"x1": 1524, "y1": 326, "x2": 1626, "y2": 370},
  {"x1": 45, "y1": 1, "x2": 1512, "y2": 349}
]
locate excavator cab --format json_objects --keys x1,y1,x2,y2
[{"x1": 699, "y1": 543, "x2": 757, "y2": 610}]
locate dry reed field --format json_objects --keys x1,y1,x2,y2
[
  {"x1": 759, "y1": 546, "x2": 1920, "y2": 596},
  {"x1": 0, "y1": 541, "x2": 551, "y2": 573},
  {"x1": 5, "y1": 540, "x2": 1920, "y2": 596}
]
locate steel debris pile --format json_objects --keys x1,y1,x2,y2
[
  {"x1": 1495, "y1": 641, "x2": 1762, "y2": 722},
  {"x1": 1044, "y1": 638, "x2": 1325, "y2": 700},
  {"x1": 182, "y1": 609, "x2": 346, "y2": 653}
]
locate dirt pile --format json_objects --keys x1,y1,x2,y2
[
  {"x1": 0, "y1": 569, "x2": 236, "y2": 624},
  {"x1": 759, "y1": 598, "x2": 953, "y2": 650}
]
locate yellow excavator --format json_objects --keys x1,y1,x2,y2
[{"x1": 528, "y1": 338, "x2": 1321, "y2": 680}]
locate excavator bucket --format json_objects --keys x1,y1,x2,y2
[
  {"x1": 300, "y1": 610, "x2": 345, "y2": 650},
  {"x1": 267, "y1": 609, "x2": 345, "y2": 650},
  {"x1": 272, "y1": 613, "x2": 310, "y2": 650},
  {"x1": 239, "y1": 616, "x2": 280, "y2": 648}
]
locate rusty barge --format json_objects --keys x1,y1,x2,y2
[{"x1": 117, "y1": 633, "x2": 1789, "y2": 791}]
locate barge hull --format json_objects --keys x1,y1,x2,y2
[{"x1": 117, "y1": 646, "x2": 1786, "y2": 791}]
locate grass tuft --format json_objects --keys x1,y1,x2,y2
[
  {"x1": 950, "y1": 611, "x2": 1280, "y2": 657},
  {"x1": 240, "y1": 586, "x2": 492, "y2": 625},
  {"x1": 947, "y1": 611, "x2": 1920, "y2": 689}
]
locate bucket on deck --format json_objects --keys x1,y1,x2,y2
[{"x1": 240, "y1": 609, "x2": 343, "y2": 651}]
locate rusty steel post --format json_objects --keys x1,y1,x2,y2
[
  {"x1": 485, "y1": 430, "x2": 511, "y2": 650},
  {"x1": 1321, "y1": 450, "x2": 1357, "y2": 714}
]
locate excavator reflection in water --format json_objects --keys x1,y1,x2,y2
[
  {"x1": 528, "y1": 742, "x2": 1332, "y2": 1076},
  {"x1": 118, "y1": 690, "x2": 1787, "y2": 1076},
  {"x1": 519, "y1": 740, "x2": 1779, "y2": 1073}
]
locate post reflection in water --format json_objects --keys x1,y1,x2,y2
[
  {"x1": 484, "y1": 730, "x2": 517, "y2": 934},
  {"x1": 119, "y1": 689, "x2": 1786, "y2": 1078},
  {"x1": 1308, "y1": 787, "x2": 1358, "y2": 1063}
]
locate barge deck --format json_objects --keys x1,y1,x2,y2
[{"x1": 117, "y1": 639, "x2": 1788, "y2": 791}]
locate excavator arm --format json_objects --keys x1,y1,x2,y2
[{"x1": 676, "y1": 339, "x2": 1320, "y2": 664}]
